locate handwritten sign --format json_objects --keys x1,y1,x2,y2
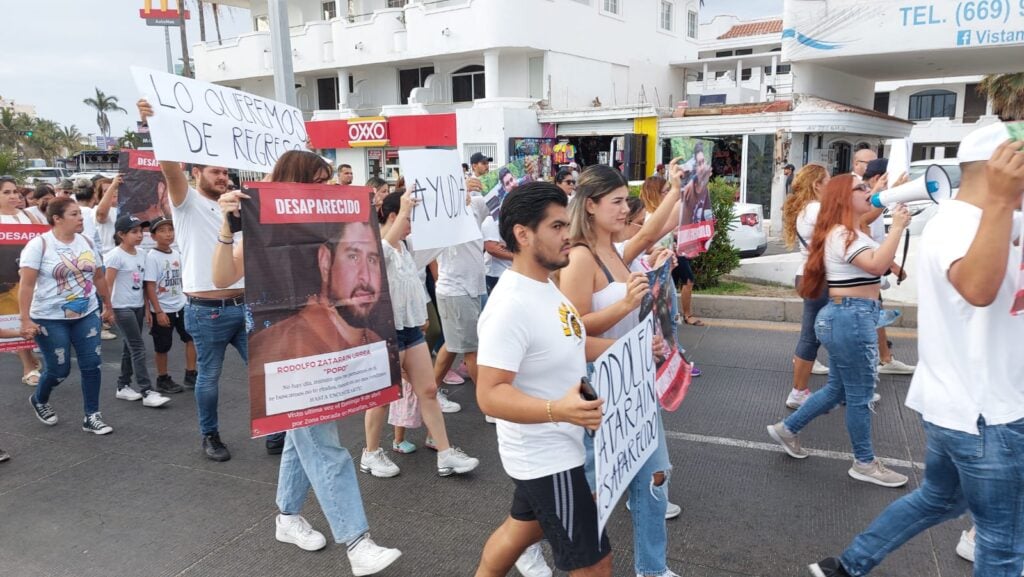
[
  {"x1": 592, "y1": 312, "x2": 659, "y2": 539},
  {"x1": 131, "y1": 67, "x2": 308, "y2": 173},
  {"x1": 402, "y1": 149, "x2": 482, "y2": 251}
]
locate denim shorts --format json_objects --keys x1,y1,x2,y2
[{"x1": 396, "y1": 326, "x2": 425, "y2": 351}]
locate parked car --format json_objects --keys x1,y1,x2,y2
[
  {"x1": 22, "y1": 167, "x2": 71, "y2": 185},
  {"x1": 729, "y1": 202, "x2": 768, "y2": 257},
  {"x1": 68, "y1": 170, "x2": 119, "y2": 182},
  {"x1": 883, "y1": 159, "x2": 961, "y2": 236}
]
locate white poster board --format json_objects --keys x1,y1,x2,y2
[
  {"x1": 131, "y1": 67, "x2": 308, "y2": 173},
  {"x1": 402, "y1": 149, "x2": 482, "y2": 251},
  {"x1": 592, "y1": 312, "x2": 660, "y2": 539},
  {"x1": 887, "y1": 138, "x2": 912, "y2": 180}
]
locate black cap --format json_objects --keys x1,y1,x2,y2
[
  {"x1": 784, "y1": 163, "x2": 795, "y2": 171},
  {"x1": 470, "y1": 152, "x2": 492, "y2": 164},
  {"x1": 114, "y1": 214, "x2": 149, "y2": 233},
  {"x1": 148, "y1": 216, "x2": 173, "y2": 233},
  {"x1": 863, "y1": 158, "x2": 888, "y2": 181}
]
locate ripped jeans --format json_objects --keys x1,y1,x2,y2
[
  {"x1": 32, "y1": 310, "x2": 103, "y2": 416},
  {"x1": 585, "y1": 410, "x2": 672, "y2": 576}
]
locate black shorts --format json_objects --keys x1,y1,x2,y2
[
  {"x1": 672, "y1": 257, "x2": 696, "y2": 285},
  {"x1": 510, "y1": 467, "x2": 610, "y2": 572},
  {"x1": 149, "y1": 309, "x2": 193, "y2": 353}
]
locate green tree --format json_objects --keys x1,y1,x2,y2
[
  {"x1": 977, "y1": 73, "x2": 1024, "y2": 121},
  {"x1": 691, "y1": 177, "x2": 741, "y2": 289},
  {"x1": 82, "y1": 87, "x2": 127, "y2": 138},
  {"x1": 0, "y1": 149, "x2": 26, "y2": 179},
  {"x1": 60, "y1": 125, "x2": 85, "y2": 158},
  {"x1": 118, "y1": 128, "x2": 143, "y2": 150}
]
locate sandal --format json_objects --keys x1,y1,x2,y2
[
  {"x1": 22, "y1": 369, "x2": 40, "y2": 386},
  {"x1": 684, "y1": 316, "x2": 705, "y2": 327},
  {"x1": 392, "y1": 440, "x2": 417, "y2": 454}
]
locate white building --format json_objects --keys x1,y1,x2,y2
[
  {"x1": 193, "y1": 0, "x2": 701, "y2": 183},
  {"x1": 0, "y1": 97, "x2": 37, "y2": 118}
]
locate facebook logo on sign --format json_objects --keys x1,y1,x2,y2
[{"x1": 956, "y1": 30, "x2": 971, "y2": 45}]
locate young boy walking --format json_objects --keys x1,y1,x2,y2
[{"x1": 144, "y1": 217, "x2": 196, "y2": 394}]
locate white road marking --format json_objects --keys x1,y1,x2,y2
[{"x1": 665, "y1": 430, "x2": 924, "y2": 470}]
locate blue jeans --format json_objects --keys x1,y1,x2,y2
[
  {"x1": 584, "y1": 411, "x2": 672, "y2": 576},
  {"x1": 794, "y1": 276, "x2": 829, "y2": 362},
  {"x1": 276, "y1": 422, "x2": 369, "y2": 545},
  {"x1": 32, "y1": 311, "x2": 103, "y2": 416},
  {"x1": 784, "y1": 298, "x2": 880, "y2": 463},
  {"x1": 839, "y1": 418, "x2": 1024, "y2": 577},
  {"x1": 184, "y1": 302, "x2": 247, "y2": 436}
]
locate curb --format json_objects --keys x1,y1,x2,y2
[{"x1": 691, "y1": 294, "x2": 918, "y2": 329}]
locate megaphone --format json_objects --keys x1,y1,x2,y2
[{"x1": 870, "y1": 165, "x2": 952, "y2": 208}]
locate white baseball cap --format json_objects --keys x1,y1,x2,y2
[{"x1": 957, "y1": 122, "x2": 1011, "y2": 164}]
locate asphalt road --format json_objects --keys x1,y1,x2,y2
[{"x1": 0, "y1": 320, "x2": 973, "y2": 577}]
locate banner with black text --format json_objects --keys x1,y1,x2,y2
[{"x1": 401, "y1": 149, "x2": 482, "y2": 251}]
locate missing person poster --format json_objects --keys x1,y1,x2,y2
[
  {"x1": 131, "y1": 66, "x2": 308, "y2": 173},
  {"x1": 480, "y1": 159, "x2": 535, "y2": 221},
  {"x1": 118, "y1": 149, "x2": 170, "y2": 251},
  {"x1": 639, "y1": 260, "x2": 693, "y2": 410},
  {"x1": 671, "y1": 137, "x2": 716, "y2": 258},
  {"x1": 0, "y1": 224, "x2": 50, "y2": 351},
  {"x1": 592, "y1": 312, "x2": 659, "y2": 540},
  {"x1": 241, "y1": 182, "x2": 401, "y2": 437}
]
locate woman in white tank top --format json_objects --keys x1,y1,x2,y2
[
  {"x1": 0, "y1": 177, "x2": 43, "y2": 387},
  {"x1": 559, "y1": 163, "x2": 686, "y2": 577}
]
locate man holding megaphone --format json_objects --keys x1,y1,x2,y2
[
  {"x1": 808, "y1": 122, "x2": 1024, "y2": 577},
  {"x1": 860, "y1": 159, "x2": 916, "y2": 376}
]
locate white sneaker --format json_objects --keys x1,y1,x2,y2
[
  {"x1": 437, "y1": 446, "x2": 479, "y2": 476},
  {"x1": 347, "y1": 534, "x2": 401, "y2": 576},
  {"x1": 811, "y1": 360, "x2": 829, "y2": 375},
  {"x1": 275, "y1": 514, "x2": 326, "y2": 551},
  {"x1": 848, "y1": 459, "x2": 908, "y2": 488},
  {"x1": 437, "y1": 389, "x2": 461, "y2": 413},
  {"x1": 879, "y1": 358, "x2": 915, "y2": 375},
  {"x1": 515, "y1": 542, "x2": 552, "y2": 577},
  {"x1": 956, "y1": 529, "x2": 975, "y2": 562},
  {"x1": 142, "y1": 390, "x2": 171, "y2": 408},
  {"x1": 100, "y1": 329, "x2": 117, "y2": 340},
  {"x1": 638, "y1": 571, "x2": 681, "y2": 577},
  {"x1": 115, "y1": 386, "x2": 142, "y2": 401},
  {"x1": 360, "y1": 448, "x2": 400, "y2": 478},
  {"x1": 665, "y1": 501, "x2": 682, "y2": 520},
  {"x1": 786, "y1": 388, "x2": 811, "y2": 410}
]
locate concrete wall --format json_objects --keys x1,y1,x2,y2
[{"x1": 791, "y1": 63, "x2": 874, "y2": 109}]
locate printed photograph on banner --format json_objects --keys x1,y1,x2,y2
[
  {"x1": 118, "y1": 149, "x2": 170, "y2": 250},
  {"x1": 591, "y1": 312, "x2": 659, "y2": 540},
  {"x1": 508, "y1": 138, "x2": 558, "y2": 182},
  {"x1": 670, "y1": 137, "x2": 717, "y2": 258},
  {"x1": 240, "y1": 182, "x2": 401, "y2": 437},
  {"x1": 639, "y1": 260, "x2": 693, "y2": 411},
  {"x1": 480, "y1": 159, "x2": 536, "y2": 221},
  {"x1": 131, "y1": 66, "x2": 309, "y2": 173},
  {"x1": 0, "y1": 225, "x2": 50, "y2": 351},
  {"x1": 401, "y1": 148, "x2": 483, "y2": 251}
]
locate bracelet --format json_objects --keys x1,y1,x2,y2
[
  {"x1": 546, "y1": 400, "x2": 555, "y2": 423},
  {"x1": 218, "y1": 236, "x2": 234, "y2": 244}
]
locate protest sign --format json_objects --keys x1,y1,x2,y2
[
  {"x1": 592, "y1": 312, "x2": 659, "y2": 539},
  {"x1": 480, "y1": 159, "x2": 535, "y2": 221},
  {"x1": 670, "y1": 137, "x2": 717, "y2": 258},
  {"x1": 639, "y1": 260, "x2": 693, "y2": 410},
  {"x1": 401, "y1": 149, "x2": 482, "y2": 251},
  {"x1": 131, "y1": 67, "x2": 308, "y2": 173},
  {"x1": 118, "y1": 149, "x2": 170, "y2": 250},
  {"x1": 0, "y1": 225, "x2": 49, "y2": 351},
  {"x1": 241, "y1": 182, "x2": 401, "y2": 437}
]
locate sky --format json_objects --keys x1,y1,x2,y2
[{"x1": 2, "y1": 0, "x2": 782, "y2": 140}]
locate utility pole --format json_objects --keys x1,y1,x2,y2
[
  {"x1": 268, "y1": 0, "x2": 297, "y2": 106},
  {"x1": 177, "y1": 0, "x2": 193, "y2": 77},
  {"x1": 164, "y1": 26, "x2": 174, "y2": 73}
]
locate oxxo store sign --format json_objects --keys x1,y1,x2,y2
[{"x1": 348, "y1": 117, "x2": 389, "y2": 148}]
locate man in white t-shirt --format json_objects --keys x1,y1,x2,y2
[
  {"x1": 139, "y1": 99, "x2": 249, "y2": 463},
  {"x1": 475, "y1": 182, "x2": 614, "y2": 577},
  {"x1": 809, "y1": 124, "x2": 1024, "y2": 577}
]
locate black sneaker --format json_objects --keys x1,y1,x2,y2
[
  {"x1": 30, "y1": 395, "x2": 58, "y2": 426},
  {"x1": 265, "y1": 432, "x2": 285, "y2": 455},
  {"x1": 809, "y1": 558, "x2": 852, "y2": 577},
  {"x1": 82, "y1": 412, "x2": 114, "y2": 435},
  {"x1": 155, "y1": 374, "x2": 185, "y2": 394},
  {"x1": 0, "y1": 447, "x2": 9, "y2": 462},
  {"x1": 202, "y1": 433, "x2": 231, "y2": 462},
  {"x1": 183, "y1": 370, "x2": 198, "y2": 390}
]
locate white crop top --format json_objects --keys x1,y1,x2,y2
[{"x1": 824, "y1": 225, "x2": 881, "y2": 288}]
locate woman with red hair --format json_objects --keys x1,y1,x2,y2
[{"x1": 767, "y1": 174, "x2": 912, "y2": 488}]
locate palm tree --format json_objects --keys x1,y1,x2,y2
[
  {"x1": 82, "y1": 88, "x2": 127, "y2": 138},
  {"x1": 196, "y1": 0, "x2": 207, "y2": 42},
  {"x1": 177, "y1": 0, "x2": 193, "y2": 77},
  {"x1": 212, "y1": 3, "x2": 223, "y2": 45},
  {"x1": 118, "y1": 128, "x2": 143, "y2": 150},
  {"x1": 60, "y1": 125, "x2": 85, "y2": 157},
  {"x1": 977, "y1": 73, "x2": 1024, "y2": 121}
]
